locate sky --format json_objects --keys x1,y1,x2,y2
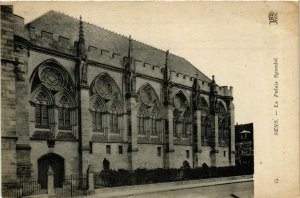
[{"x1": 10, "y1": 1, "x2": 297, "y2": 125}]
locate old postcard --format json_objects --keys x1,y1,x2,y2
[{"x1": 1, "y1": 1, "x2": 299, "y2": 198}]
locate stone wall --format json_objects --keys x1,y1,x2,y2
[
  {"x1": 199, "y1": 147, "x2": 213, "y2": 167},
  {"x1": 1, "y1": 5, "x2": 235, "y2": 183},
  {"x1": 136, "y1": 144, "x2": 164, "y2": 169},
  {"x1": 1, "y1": 138, "x2": 17, "y2": 182},
  {"x1": 30, "y1": 140, "x2": 79, "y2": 178},
  {"x1": 91, "y1": 143, "x2": 129, "y2": 172},
  {"x1": 1, "y1": 5, "x2": 18, "y2": 182},
  {"x1": 173, "y1": 145, "x2": 193, "y2": 168}
]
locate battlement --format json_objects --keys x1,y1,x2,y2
[
  {"x1": 199, "y1": 81, "x2": 233, "y2": 97},
  {"x1": 25, "y1": 25, "x2": 232, "y2": 96},
  {"x1": 88, "y1": 46, "x2": 124, "y2": 68},
  {"x1": 28, "y1": 26, "x2": 75, "y2": 55},
  {"x1": 13, "y1": 14, "x2": 29, "y2": 39},
  {"x1": 219, "y1": 85, "x2": 233, "y2": 97}
]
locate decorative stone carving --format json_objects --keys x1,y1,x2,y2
[
  {"x1": 209, "y1": 75, "x2": 218, "y2": 114},
  {"x1": 11, "y1": 51, "x2": 25, "y2": 81},
  {"x1": 137, "y1": 84, "x2": 156, "y2": 107},
  {"x1": 59, "y1": 96, "x2": 69, "y2": 107},
  {"x1": 173, "y1": 92, "x2": 188, "y2": 112},
  {"x1": 14, "y1": 58, "x2": 25, "y2": 81},
  {"x1": 163, "y1": 50, "x2": 173, "y2": 106},
  {"x1": 39, "y1": 67, "x2": 66, "y2": 91},
  {"x1": 125, "y1": 36, "x2": 136, "y2": 97},
  {"x1": 80, "y1": 61, "x2": 88, "y2": 86},
  {"x1": 35, "y1": 91, "x2": 47, "y2": 104},
  {"x1": 95, "y1": 78, "x2": 114, "y2": 100}
]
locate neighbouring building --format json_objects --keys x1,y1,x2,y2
[
  {"x1": 235, "y1": 123, "x2": 254, "y2": 166},
  {"x1": 1, "y1": 5, "x2": 236, "y2": 186}
]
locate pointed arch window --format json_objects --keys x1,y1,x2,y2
[
  {"x1": 201, "y1": 116, "x2": 211, "y2": 146},
  {"x1": 182, "y1": 110, "x2": 191, "y2": 138},
  {"x1": 173, "y1": 109, "x2": 181, "y2": 137},
  {"x1": 137, "y1": 105, "x2": 148, "y2": 135},
  {"x1": 110, "y1": 99, "x2": 122, "y2": 133},
  {"x1": 150, "y1": 105, "x2": 161, "y2": 136},
  {"x1": 218, "y1": 117, "x2": 229, "y2": 146},
  {"x1": 30, "y1": 60, "x2": 76, "y2": 139},
  {"x1": 92, "y1": 97, "x2": 106, "y2": 132},
  {"x1": 110, "y1": 111, "x2": 119, "y2": 132},
  {"x1": 34, "y1": 92, "x2": 50, "y2": 128},
  {"x1": 200, "y1": 97, "x2": 209, "y2": 112},
  {"x1": 217, "y1": 102, "x2": 226, "y2": 115},
  {"x1": 58, "y1": 96, "x2": 72, "y2": 130}
]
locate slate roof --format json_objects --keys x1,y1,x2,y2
[{"x1": 28, "y1": 10, "x2": 211, "y2": 82}]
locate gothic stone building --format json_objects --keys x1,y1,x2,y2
[{"x1": 1, "y1": 6, "x2": 235, "y2": 183}]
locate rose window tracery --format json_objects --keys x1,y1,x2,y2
[
  {"x1": 95, "y1": 78, "x2": 114, "y2": 100},
  {"x1": 174, "y1": 93, "x2": 188, "y2": 112},
  {"x1": 139, "y1": 85, "x2": 155, "y2": 106},
  {"x1": 39, "y1": 67, "x2": 66, "y2": 91}
]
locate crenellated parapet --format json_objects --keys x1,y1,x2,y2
[
  {"x1": 198, "y1": 81, "x2": 232, "y2": 97},
  {"x1": 28, "y1": 26, "x2": 76, "y2": 55},
  {"x1": 20, "y1": 17, "x2": 233, "y2": 99},
  {"x1": 13, "y1": 15, "x2": 29, "y2": 40}
]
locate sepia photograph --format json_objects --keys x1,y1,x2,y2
[{"x1": 1, "y1": 2, "x2": 298, "y2": 198}]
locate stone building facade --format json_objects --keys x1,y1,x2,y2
[{"x1": 1, "y1": 6, "x2": 235, "y2": 183}]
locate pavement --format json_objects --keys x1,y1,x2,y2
[{"x1": 89, "y1": 175, "x2": 253, "y2": 198}]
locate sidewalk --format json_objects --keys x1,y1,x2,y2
[{"x1": 91, "y1": 175, "x2": 253, "y2": 198}]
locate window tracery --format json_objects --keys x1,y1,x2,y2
[
  {"x1": 58, "y1": 96, "x2": 71, "y2": 130},
  {"x1": 218, "y1": 116, "x2": 229, "y2": 146},
  {"x1": 137, "y1": 84, "x2": 156, "y2": 107},
  {"x1": 90, "y1": 74, "x2": 123, "y2": 134},
  {"x1": 199, "y1": 97, "x2": 209, "y2": 112},
  {"x1": 30, "y1": 59, "x2": 75, "y2": 136},
  {"x1": 137, "y1": 104, "x2": 149, "y2": 135},
  {"x1": 110, "y1": 99, "x2": 122, "y2": 133},
  {"x1": 182, "y1": 110, "x2": 191, "y2": 138},
  {"x1": 39, "y1": 66, "x2": 67, "y2": 91},
  {"x1": 95, "y1": 78, "x2": 114, "y2": 100},
  {"x1": 34, "y1": 92, "x2": 50, "y2": 128},
  {"x1": 91, "y1": 97, "x2": 106, "y2": 132},
  {"x1": 201, "y1": 116, "x2": 212, "y2": 146},
  {"x1": 150, "y1": 104, "x2": 161, "y2": 135},
  {"x1": 137, "y1": 84, "x2": 163, "y2": 137},
  {"x1": 172, "y1": 92, "x2": 190, "y2": 139}
]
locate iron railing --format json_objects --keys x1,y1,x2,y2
[{"x1": 2, "y1": 175, "x2": 87, "y2": 198}]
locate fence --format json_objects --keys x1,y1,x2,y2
[
  {"x1": 2, "y1": 178, "x2": 47, "y2": 198},
  {"x1": 2, "y1": 175, "x2": 87, "y2": 198},
  {"x1": 55, "y1": 174, "x2": 87, "y2": 197}
]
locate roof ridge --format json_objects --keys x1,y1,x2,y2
[
  {"x1": 28, "y1": 10, "x2": 189, "y2": 62},
  {"x1": 26, "y1": 10, "x2": 212, "y2": 82}
]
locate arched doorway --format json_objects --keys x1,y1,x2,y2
[{"x1": 38, "y1": 153, "x2": 64, "y2": 189}]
